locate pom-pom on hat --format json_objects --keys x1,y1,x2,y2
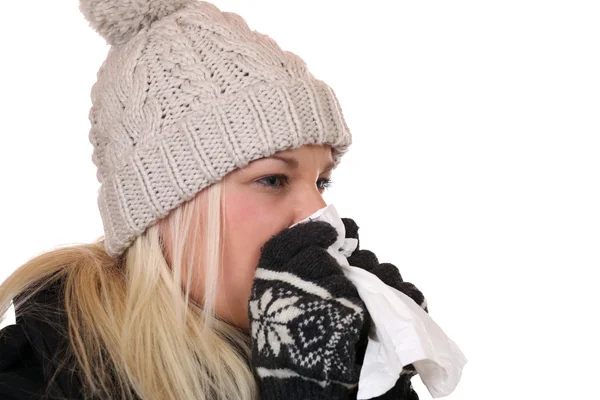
[
  {"x1": 78, "y1": 0, "x2": 353, "y2": 258},
  {"x1": 79, "y1": 0, "x2": 196, "y2": 45}
]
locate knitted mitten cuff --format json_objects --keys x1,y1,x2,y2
[{"x1": 256, "y1": 372, "x2": 357, "y2": 400}]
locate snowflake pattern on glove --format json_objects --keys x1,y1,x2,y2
[
  {"x1": 249, "y1": 287, "x2": 305, "y2": 356},
  {"x1": 249, "y1": 277, "x2": 364, "y2": 383}
]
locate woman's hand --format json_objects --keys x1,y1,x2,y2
[{"x1": 248, "y1": 220, "x2": 368, "y2": 399}]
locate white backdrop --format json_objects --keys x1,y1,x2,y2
[{"x1": 1, "y1": 1, "x2": 599, "y2": 399}]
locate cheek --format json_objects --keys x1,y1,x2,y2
[
  {"x1": 227, "y1": 192, "x2": 270, "y2": 239},
  {"x1": 218, "y1": 189, "x2": 289, "y2": 326},
  {"x1": 225, "y1": 190, "x2": 276, "y2": 259}
]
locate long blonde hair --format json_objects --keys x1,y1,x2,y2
[{"x1": 0, "y1": 178, "x2": 259, "y2": 400}]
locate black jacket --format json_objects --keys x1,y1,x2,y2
[
  {"x1": 0, "y1": 281, "x2": 86, "y2": 399},
  {"x1": 0, "y1": 280, "x2": 419, "y2": 399}
]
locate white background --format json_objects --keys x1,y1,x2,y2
[{"x1": 1, "y1": 1, "x2": 599, "y2": 399}]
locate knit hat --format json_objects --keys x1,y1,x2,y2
[{"x1": 79, "y1": 0, "x2": 353, "y2": 258}]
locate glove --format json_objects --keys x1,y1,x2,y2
[
  {"x1": 248, "y1": 219, "x2": 368, "y2": 399},
  {"x1": 342, "y1": 217, "x2": 427, "y2": 400},
  {"x1": 341, "y1": 217, "x2": 428, "y2": 313}
]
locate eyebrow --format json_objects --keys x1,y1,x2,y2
[{"x1": 269, "y1": 155, "x2": 335, "y2": 174}]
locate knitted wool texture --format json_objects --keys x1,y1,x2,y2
[{"x1": 79, "y1": 0, "x2": 353, "y2": 257}]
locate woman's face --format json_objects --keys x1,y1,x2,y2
[{"x1": 214, "y1": 144, "x2": 334, "y2": 330}]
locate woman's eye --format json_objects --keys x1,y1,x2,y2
[
  {"x1": 256, "y1": 175, "x2": 333, "y2": 192},
  {"x1": 317, "y1": 177, "x2": 333, "y2": 191},
  {"x1": 257, "y1": 174, "x2": 289, "y2": 189}
]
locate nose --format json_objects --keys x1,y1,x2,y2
[{"x1": 291, "y1": 184, "x2": 328, "y2": 226}]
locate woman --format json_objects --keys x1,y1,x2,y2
[{"x1": 0, "y1": 0, "x2": 427, "y2": 399}]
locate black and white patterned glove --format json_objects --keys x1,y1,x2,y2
[
  {"x1": 342, "y1": 217, "x2": 426, "y2": 400},
  {"x1": 248, "y1": 219, "x2": 367, "y2": 399}
]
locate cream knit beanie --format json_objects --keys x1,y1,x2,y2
[{"x1": 79, "y1": 0, "x2": 353, "y2": 258}]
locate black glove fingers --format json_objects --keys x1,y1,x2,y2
[
  {"x1": 284, "y1": 245, "x2": 345, "y2": 283},
  {"x1": 371, "y1": 262, "x2": 404, "y2": 288},
  {"x1": 347, "y1": 249, "x2": 379, "y2": 272},
  {"x1": 317, "y1": 273, "x2": 362, "y2": 301},
  {"x1": 340, "y1": 218, "x2": 430, "y2": 314},
  {"x1": 341, "y1": 217, "x2": 360, "y2": 244},
  {"x1": 398, "y1": 281, "x2": 428, "y2": 312},
  {"x1": 260, "y1": 220, "x2": 338, "y2": 266},
  {"x1": 280, "y1": 246, "x2": 362, "y2": 303}
]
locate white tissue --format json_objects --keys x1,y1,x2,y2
[{"x1": 291, "y1": 204, "x2": 467, "y2": 399}]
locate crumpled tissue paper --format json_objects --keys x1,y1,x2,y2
[{"x1": 291, "y1": 204, "x2": 467, "y2": 399}]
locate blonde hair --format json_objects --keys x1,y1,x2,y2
[{"x1": 0, "y1": 178, "x2": 259, "y2": 400}]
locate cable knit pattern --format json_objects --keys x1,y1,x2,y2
[{"x1": 80, "y1": 0, "x2": 353, "y2": 257}]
